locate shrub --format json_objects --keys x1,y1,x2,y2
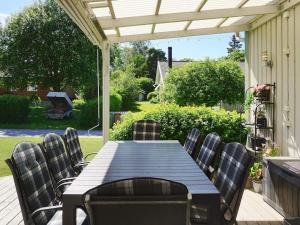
[
  {"x1": 137, "y1": 77, "x2": 154, "y2": 95},
  {"x1": 161, "y1": 59, "x2": 244, "y2": 106},
  {"x1": 147, "y1": 91, "x2": 160, "y2": 104},
  {"x1": 111, "y1": 69, "x2": 140, "y2": 110},
  {"x1": 111, "y1": 104, "x2": 247, "y2": 144},
  {"x1": 78, "y1": 91, "x2": 122, "y2": 129},
  {"x1": 111, "y1": 104, "x2": 247, "y2": 143},
  {"x1": 0, "y1": 95, "x2": 30, "y2": 123},
  {"x1": 72, "y1": 99, "x2": 86, "y2": 110}
]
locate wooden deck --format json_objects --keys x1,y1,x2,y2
[{"x1": 0, "y1": 176, "x2": 284, "y2": 225}]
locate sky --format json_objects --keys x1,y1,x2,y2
[{"x1": 0, "y1": 0, "x2": 243, "y2": 60}]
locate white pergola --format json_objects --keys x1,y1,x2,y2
[{"x1": 56, "y1": 0, "x2": 298, "y2": 143}]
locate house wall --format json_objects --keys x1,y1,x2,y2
[{"x1": 245, "y1": 3, "x2": 300, "y2": 157}]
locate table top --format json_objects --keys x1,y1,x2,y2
[{"x1": 64, "y1": 140, "x2": 219, "y2": 196}]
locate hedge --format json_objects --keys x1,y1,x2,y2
[
  {"x1": 0, "y1": 95, "x2": 30, "y2": 123},
  {"x1": 110, "y1": 104, "x2": 246, "y2": 144},
  {"x1": 78, "y1": 91, "x2": 122, "y2": 129}
]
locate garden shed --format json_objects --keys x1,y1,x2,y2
[{"x1": 56, "y1": 0, "x2": 300, "y2": 158}]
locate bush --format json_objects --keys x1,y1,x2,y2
[
  {"x1": 137, "y1": 77, "x2": 154, "y2": 95},
  {"x1": 78, "y1": 91, "x2": 122, "y2": 129},
  {"x1": 0, "y1": 95, "x2": 30, "y2": 123},
  {"x1": 111, "y1": 104, "x2": 246, "y2": 144},
  {"x1": 161, "y1": 59, "x2": 244, "y2": 106},
  {"x1": 72, "y1": 99, "x2": 86, "y2": 110},
  {"x1": 147, "y1": 91, "x2": 160, "y2": 104},
  {"x1": 111, "y1": 69, "x2": 140, "y2": 110}
]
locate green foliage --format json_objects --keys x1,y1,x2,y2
[
  {"x1": 72, "y1": 99, "x2": 86, "y2": 110},
  {"x1": 227, "y1": 34, "x2": 242, "y2": 53},
  {"x1": 147, "y1": 91, "x2": 160, "y2": 104},
  {"x1": 137, "y1": 77, "x2": 154, "y2": 95},
  {"x1": 0, "y1": 95, "x2": 30, "y2": 123},
  {"x1": 78, "y1": 91, "x2": 122, "y2": 129},
  {"x1": 226, "y1": 49, "x2": 245, "y2": 62},
  {"x1": 146, "y1": 48, "x2": 166, "y2": 80},
  {"x1": 249, "y1": 162, "x2": 262, "y2": 181},
  {"x1": 161, "y1": 59, "x2": 244, "y2": 106},
  {"x1": 111, "y1": 69, "x2": 140, "y2": 110},
  {"x1": 244, "y1": 92, "x2": 253, "y2": 111},
  {"x1": 0, "y1": 0, "x2": 96, "y2": 91},
  {"x1": 111, "y1": 104, "x2": 247, "y2": 144}
]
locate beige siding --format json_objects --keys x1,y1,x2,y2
[{"x1": 246, "y1": 4, "x2": 300, "y2": 157}]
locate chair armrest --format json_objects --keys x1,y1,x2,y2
[
  {"x1": 57, "y1": 177, "x2": 76, "y2": 186},
  {"x1": 55, "y1": 181, "x2": 73, "y2": 194},
  {"x1": 84, "y1": 152, "x2": 98, "y2": 160},
  {"x1": 29, "y1": 205, "x2": 62, "y2": 223},
  {"x1": 220, "y1": 198, "x2": 235, "y2": 223}
]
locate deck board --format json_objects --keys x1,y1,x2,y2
[{"x1": 0, "y1": 176, "x2": 284, "y2": 225}]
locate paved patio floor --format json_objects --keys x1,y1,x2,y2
[{"x1": 0, "y1": 176, "x2": 284, "y2": 225}]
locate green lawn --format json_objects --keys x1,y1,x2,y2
[{"x1": 0, "y1": 136, "x2": 103, "y2": 177}]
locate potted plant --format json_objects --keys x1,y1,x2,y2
[
  {"x1": 256, "y1": 108, "x2": 267, "y2": 128},
  {"x1": 253, "y1": 84, "x2": 271, "y2": 101},
  {"x1": 249, "y1": 162, "x2": 263, "y2": 193}
]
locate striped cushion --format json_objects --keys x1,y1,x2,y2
[
  {"x1": 215, "y1": 143, "x2": 250, "y2": 205},
  {"x1": 12, "y1": 142, "x2": 58, "y2": 225},
  {"x1": 195, "y1": 133, "x2": 221, "y2": 174},
  {"x1": 43, "y1": 133, "x2": 76, "y2": 184},
  {"x1": 64, "y1": 127, "x2": 84, "y2": 166},
  {"x1": 183, "y1": 128, "x2": 201, "y2": 156},
  {"x1": 133, "y1": 120, "x2": 161, "y2": 140},
  {"x1": 87, "y1": 178, "x2": 188, "y2": 196}
]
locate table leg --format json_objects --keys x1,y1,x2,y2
[
  {"x1": 63, "y1": 196, "x2": 76, "y2": 225},
  {"x1": 206, "y1": 194, "x2": 221, "y2": 225}
]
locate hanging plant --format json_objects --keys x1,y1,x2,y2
[{"x1": 253, "y1": 84, "x2": 271, "y2": 101}]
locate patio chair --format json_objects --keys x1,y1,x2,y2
[
  {"x1": 183, "y1": 128, "x2": 202, "y2": 158},
  {"x1": 195, "y1": 133, "x2": 222, "y2": 177},
  {"x1": 5, "y1": 142, "x2": 88, "y2": 225},
  {"x1": 42, "y1": 133, "x2": 77, "y2": 191},
  {"x1": 133, "y1": 119, "x2": 161, "y2": 140},
  {"x1": 191, "y1": 143, "x2": 253, "y2": 225},
  {"x1": 63, "y1": 127, "x2": 97, "y2": 171},
  {"x1": 83, "y1": 177, "x2": 191, "y2": 225}
]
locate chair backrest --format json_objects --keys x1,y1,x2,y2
[
  {"x1": 43, "y1": 133, "x2": 76, "y2": 184},
  {"x1": 83, "y1": 178, "x2": 190, "y2": 225},
  {"x1": 63, "y1": 127, "x2": 84, "y2": 166},
  {"x1": 183, "y1": 128, "x2": 201, "y2": 156},
  {"x1": 195, "y1": 133, "x2": 221, "y2": 175},
  {"x1": 6, "y1": 142, "x2": 58, "y2": 225},
  {"x1": 133, "y1": 120, "x2": 161, "y2": 140},
  {"x1": 215, "y1": 143, "x2": 253, "y2": 223}
]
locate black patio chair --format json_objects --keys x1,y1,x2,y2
[
  {"x1": 195, "y1": 133, "x2": 222, "y2": 177},
  {"x1": 133, "y1": 119, "x2": 161, "y2": 140},
  {"x1": 62, "y1": 127, "x2": 97, "y2": 171},
  {"x1": 42, "y1": 133, "x2": 77, "y2": 190},
  {"x1": 183, "y1": 128, "x2": 202, "y2": 158},
  {"x1": 190, "y1": 143, "x2": 253, "y2": 225},
  {"x1": 5, "y1": 142, "x2": 88, "y2": 225},
  {"x1": 83, "y1": 177, "x2": 191, "y2": 225}
]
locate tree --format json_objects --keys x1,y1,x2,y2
[
  {"x1": 0, "y1": 0, "x2": 96, "y2": 91},
  {"x1": 227, "y1": 34, "x2": 242, "y2": 53},
  {"x1": 161, "y1": 59, "x2": 244, "y2": 106},
  {"x1": 146, "y1": 48, "x2": 166, "y2": 81}
]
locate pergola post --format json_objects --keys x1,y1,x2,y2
[{"x1": 102, "y1": 41, "x2": 110, "y2": 144}]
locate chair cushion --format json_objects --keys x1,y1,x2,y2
[
  {"x1": 43, "y1": 133, "x2": 76, "y2": 184},
  {"x1": 183, "y1": 128, "x2": 200, "y2": 156},
  {"x1": 64, "y1": 127, "x2": 84, "y2": 165},
  {"x1": 195, "y1": 133, "x2": 221, "y2": 174},
  {"x1": 190, "y1": 205, "x2": 207, "y2": 224},
  {"x1": 47, "y1": 208, "x2": 88, "y2": 225},
  {"x1": 12, "y1": 142, "x2": 58, "y2": 225},
  {"x1": 133, "y1": 120, "x2": 161, "y2": 140}
]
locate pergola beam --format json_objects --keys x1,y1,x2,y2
[
  {"x1": 109, "y1": 24, "x2": 250, "y2": 43},
  {"x1": 99, "y1": 5, "x2": 279, "y2": 29}
]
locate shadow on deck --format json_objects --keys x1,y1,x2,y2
[{"x1": 0, "y1": 176, "x2": 283, "y2": 225}]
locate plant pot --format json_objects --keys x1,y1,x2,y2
[
  {"x1": 254, "y1": 89, "x2": 270, "y2": 101},
  {"x1": 246, "y1": 177, "x2": 253, "y2": 189},
  {"x1": 251, "y1": 136, "x2": 266, "y2": 150},
  {"x1": 256, "y1": 117, "x2": 267, "y2": 128},
  {"x1": 252, "y1": 180, "x2": 262, "y2": 193}
]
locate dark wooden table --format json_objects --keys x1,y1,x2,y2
[{"x1": 62, "y1": 140, "x2": 220, "y2": 225}]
